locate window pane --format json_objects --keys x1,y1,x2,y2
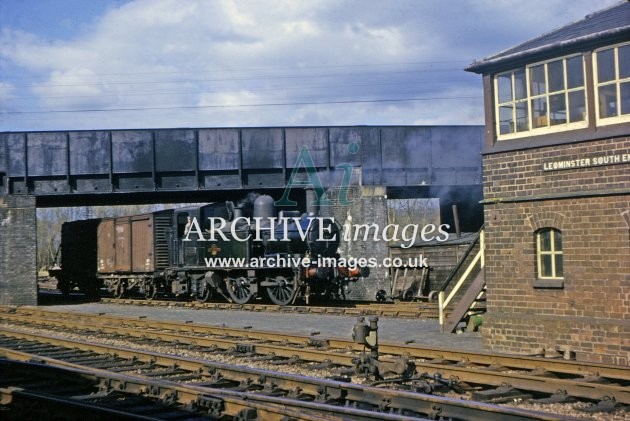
[
  {"x1": 553, "y1": 230, "x2": 562, "y2": 251},
  {"x1": 532, "y1": 97, "x2": 548, "y2": 128},
  {"x1": 549, "y1": 93, "x2": 567, "y2": 125},
  {"x1": 599, "y1": 84, "x2": 617, "y2": 118},
  {"x1": 555, "y1": 255, "x2": 563, "y2": 277},
  {"x1": 568, "y1": 90, "x2": 586, "y2": 122},
  {"x1": 619, "y1": 44, "x2": 630, "y2": 79},
  {"x1": 541, "y1": 255, "x2": 553, "y2": 277},
  {"x1": 539, "y1": 230, "x2": 551, "y2": 251},
  {"x1": 515, "y1": 102, "x2": 529, "y2": 131},
  {"x1": 530, "y1": 64, "x2": 546, "y2": 95},
  {"x1": 621, "y1": 82, "x2": 630, "y2": 115},
  {"x1": 514, "y1": 69, "x2": 527, "y2": 100},
  {"x1": 548, "y1": 60, "x2": 565, "y2": 92},
  {"x1": 566, "y1": 55, "x2": 584, "y2": 88},
  {"x1": 497, "y1": 73, "x2": 512, "y2": 103},
  {"x1": 499, "y1": 105, "x2": 513, "y2": 134},
  {"x1": 597, "y1": 48, "x2": 615, "y2": 83}
]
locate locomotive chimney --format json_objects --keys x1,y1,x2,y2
[
  {"x1": 305, "y1": 187, "x2": 319, "y2": 216},
  {"x1": 452, "y1": 204, "x2": 461, "y2": 239}
]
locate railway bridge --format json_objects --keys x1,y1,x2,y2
[{"x1": 0, "y1": 125, "x2": 483, "y2": 305}]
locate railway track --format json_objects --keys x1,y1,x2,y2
[
  {"x1": 0, "y1": 326, "x2": 562, "y2": 421},
  {"x1": 1, "y1": 306, "x2": 628, "y2": 413},
  {"x1": 0, "y1": 356, "x2": 420, "y2": 421},
  {"x1": 100, "y1": 297, "x2": 443, "y2": 319},
  {"x1": 1, "y1": 359, "x2": 224, "y2": 420}
]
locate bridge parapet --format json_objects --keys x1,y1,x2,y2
[
  {"x1": 0, "y1": 125, "x2": 483, "y2": 305},
  {"x1": 0, "y1": 126, "x2": 482, "y2": 199}
]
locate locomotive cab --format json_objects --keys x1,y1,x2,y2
[{"x1": 173, "y1": 202, "x2": 246, "y2": 267}]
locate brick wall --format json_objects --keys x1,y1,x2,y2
[
  {"x1": 484, "y1": 137, "x2": 630, "y2": 201},
  {"x1": 321, "y1": 185, "x2": 391, "y2": 300},
  {"x1": 482, "y1": 136, "x2": 630, "y2": 365},
  {"x1": 0, "y1": 195, "x2": 37, "y2": 305}
]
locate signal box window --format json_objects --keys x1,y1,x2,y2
[
  {"x1": 495, "y1": 54, "x2": 587, "y2": 139},
  {"x1": 535, "y1": 228, "x2": 564, "y2": 288},
  {"x1": 595, "y1": 42, "x2": 630, "y2": 124}
]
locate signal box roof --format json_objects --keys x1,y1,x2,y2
[{"x1": 467, "y1": 2, "x2": 630, "y2": 74}]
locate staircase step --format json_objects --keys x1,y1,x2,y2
[{"x1": 442, "y1": 271, "x2": 486, "y2": 333}]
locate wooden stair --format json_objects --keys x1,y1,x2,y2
[
  {"x1": 441, "y1": 270, "x2": 485, "y2": 333},
  {"x1": 438, "y1": 228, "x2": 486, "y2": 333}
]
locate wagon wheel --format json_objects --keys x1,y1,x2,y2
[
  {"x1": 57, "y1": 279, "x2": 71, "y2": 297},
  {"x1": 226, "y1": 277, "x2": 254, "y2": 304},
  {"x1": 83, "y1": 280, "x2": 100, "y2": 300},
  {"x1": 402, "y1": 289, "x2": 415, "y2": 302},
  {"x1": 375, "y1": 289, "x2": 388, "y2": 303},
  {"x1": 114, "y1": 280, "x2": 127, "y2": 299},
  {"x1": 266, "y1": 276, "x2": 298, "y2": 306},
  {"x1": 196, "y1": 282, "x2": 214, "y2": 303},
  {"x1": 144, "y1": 282, "x2": 158, "y2": 300}
]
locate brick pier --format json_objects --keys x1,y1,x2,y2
[{"x1": 0, "y1": 195, "x2": 37, "y2": 305}]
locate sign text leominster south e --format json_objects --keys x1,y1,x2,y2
[{"x1": 542, "y1": 151, "x2": 630, "y2": 171}]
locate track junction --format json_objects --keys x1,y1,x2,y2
[{"x1": 0, "y1": 306, "x2": 627, "y2": 419}]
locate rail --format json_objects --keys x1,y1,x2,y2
[
  {"x1": 2, "y1": 307, "x2": 629, "y2": 406},
  {"x1": 438, "y1": 228, "x2": 485, "y2": 329},
  {"x1": 0, "y1": 327, "x2": 565, "y2": 421}
]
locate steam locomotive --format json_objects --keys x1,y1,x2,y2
[{"x1": 51, "y1": 194, "x2": 367, "y2": 305}]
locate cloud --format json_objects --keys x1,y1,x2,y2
[
  {"x1": 0, "y1": 82, "x2": 15, "y2": 103},
  {"x1": 0, "y1": 0, "x2": 620, "y2": 131}
]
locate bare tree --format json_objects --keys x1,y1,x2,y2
[{"x1": 387, "y1": 198, "x2": 440, "y2": 228}]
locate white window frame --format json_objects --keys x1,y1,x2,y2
[
  {"x1": 536, "y1": 228, "x2": 563, "y2": 280},
  {"x1": 593, "y1": 41, "x2": 630, "y2": 126},
  {"x1": 494, "y1": 54, "x2": 588, "y2": 141}
]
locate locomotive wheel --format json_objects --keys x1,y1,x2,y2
[
  {"x1": 266, "y1": 276, "x2": 297, "y2": 306},
  {"x1": 226, "y1": 277, "x2": 254, "y2": 304},
  {"x1": 144, "y1": 283, "x2": 158, "y2": 300},
  {"x1": 196, "y1": 282, "x2": 213, "y2": 303}
]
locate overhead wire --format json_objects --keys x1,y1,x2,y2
[
  {"x1": 0, "y1": 96, "x2": 482, "y2": 115},
  {"x1": 9, "y1": 68, "x2": 465, "y2": 89},
  {"x1": 0, "y1": 59, "x2": 471, "y2": 80},
  {"x1": 0, "y1": 60, "x2": 481, "y2": 118},
  {"x1": 3, "y1": 77, "x2": 475, "y2": 101}
]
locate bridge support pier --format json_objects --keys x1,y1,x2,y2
[
  {"x1": 0, "y1": 195, "x2": 37, "y2": 305},
  {"x1": 322, "y1": 185, "x2": 390, "y2": 301}
]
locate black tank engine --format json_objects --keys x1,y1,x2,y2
[{"x1": 53, "y1": 195, "x2": 367, "y2": 305}]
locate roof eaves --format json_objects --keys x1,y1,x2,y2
[{"x1": 465, "y1": 25, "x2": 630, "y2": 74}]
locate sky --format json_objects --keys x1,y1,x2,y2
[{"x1": 0, "y1": 0, "x2": 621, "y2": 132}]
